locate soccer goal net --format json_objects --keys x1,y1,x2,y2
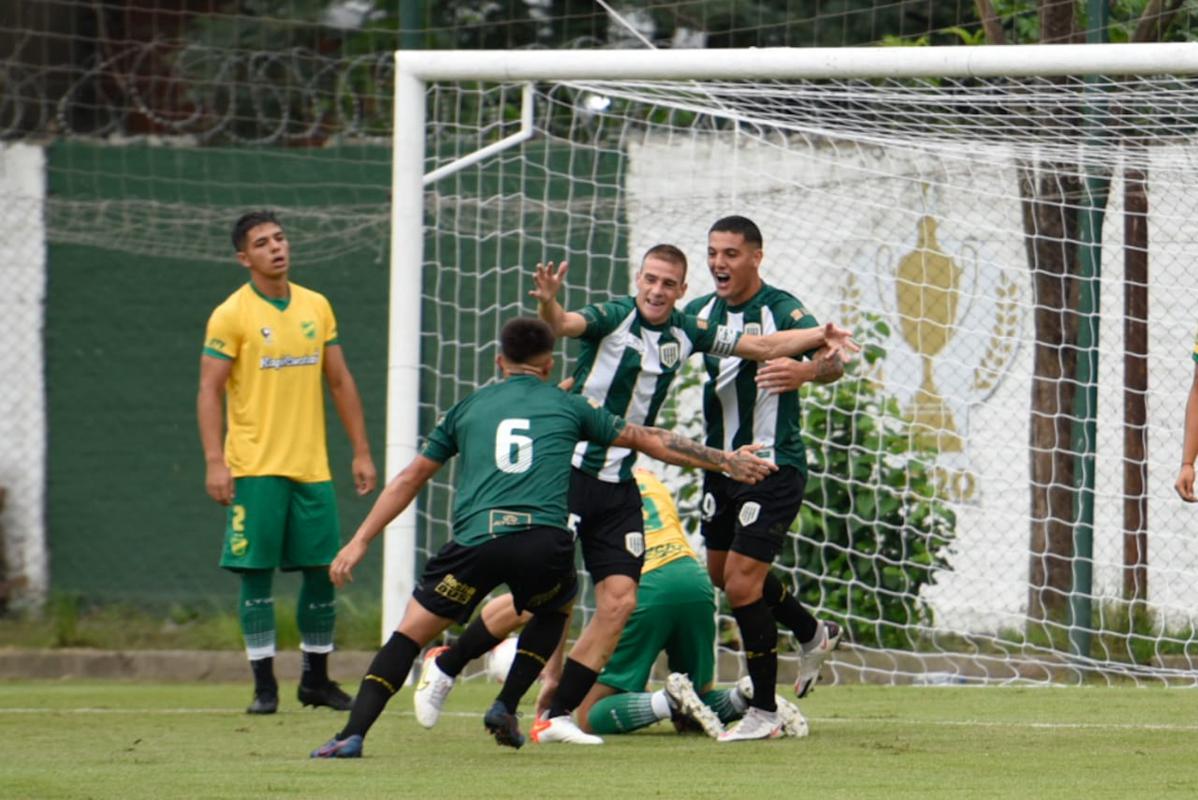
[{"x1": 389, "y1": 44, "x2": 1198, "y2": 686}]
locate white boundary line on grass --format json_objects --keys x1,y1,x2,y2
[{"x1": 3, "y1": 708, "x2": 1198, "y2": 733}]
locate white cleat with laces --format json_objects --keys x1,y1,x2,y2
[
  {"x1": 413, "y1": 646, "x2": 456, "y2": 728},
  {"x1": 795, "y1": 620, "x2": 842, "y2": 699},
  {"x1": 665, "y1": 672, "x2": 724, "y2": 738},
  {"x1": 530, "y1": 712, "x2": 604, "y2": 745},
  {"x1": 735, "y1": 676, "x2": 808, "y2": 737},
  {"x1": 717, "y1": 706, "x2": 784, "y2": 742}
]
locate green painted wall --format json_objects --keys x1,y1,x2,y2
[
  {"x1": 44, "y1": 139, "x2": 626, "y2": 608},
  {"x1": 45, "y1": 143, "x2": 392, "y2": 607}
]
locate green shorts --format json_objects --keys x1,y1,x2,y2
[
  {"x1": 219, "y1": 477, "x2": 340, "y2": 571},
  {"x1": 598, "y1": 556, "x2": 717, "y2": 693}
]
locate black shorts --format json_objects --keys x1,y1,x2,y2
[
  {"x1": 700, "y1": 466, "x2": 806, "y2": 563},
  {"x1": 569, "y1": 468, "x2": 644, "y2": 583},
  {"x1": 412, "y1": 526, "x2": 577, "y2": 622}
]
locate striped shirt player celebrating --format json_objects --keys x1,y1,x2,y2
[
  {"x1": 411, "y1": 244, "x2": 855, "y2": 746},
  {"x1": 198, "y1": 210, "x2": 377, "y2": 716},
  {"x1": 530, "y1": 244, "x2": 853, "y2": 743},
  {"x1": 310, "y1": 317, "x2": 777, "y2": 758},
  {"x1": 687, "y1": 215, "x2": 846, "y2": 742}
]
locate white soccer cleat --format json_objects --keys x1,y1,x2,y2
[
  {"x1": 774, "y1": 695, "x2": 809, "y2": 738},
  {"x1": 665, "y1": 672, "x2": 724, "y2": 738},
  {"x1": 530, "y1": 713, "x2": 604, "y2": 745},
  {"x1": 717, "y1": 707, "x2": 783, "y2": 742},
  {"x1": 795, "y1": 620, "x2": 842, "y2": 699},
  {"x1": 413, "y1": 646, "x2": 455, "y2": 729}
]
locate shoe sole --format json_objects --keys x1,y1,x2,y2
[
  {"x1": 717, "y1": 728, "x2": 783, "y2": 742},
  {"x1": 666, "y1": 674, "x2": 723, "y2": 738},
  {"x1": 485, "y1": 717, "x2": 525, "y2": 749},
  {"x1": 529, "y1": 722, "x2": 603, "y2": 745}
]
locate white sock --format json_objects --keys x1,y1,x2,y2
[
  {"x1": 729, "y1": 687, "x2": 750, "y2": 715},
  {"x1": 649, "y1": 689, "x2": 672, "y2": 720}
]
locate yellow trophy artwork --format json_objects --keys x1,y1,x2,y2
[{"x1": 894, "y1": 215, "x2": 965, "y2": 452}]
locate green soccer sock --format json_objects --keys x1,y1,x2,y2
[
  {"x1": 586, "y1": 693, "x2": 663, "y2": 735},
  {"x1": 701, "y1": 688, "x2": 745, "y2": 725},
  {"x1": 297, "y1": 567, "x2": 336, "y2": 654},
  {"x1": 239, "y1": 569, "x2": 276, "y2": 661}
]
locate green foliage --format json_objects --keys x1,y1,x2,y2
[
  {"x1": 987, "y1": 0, "x2": 1198, "y2": 44},
  {"x1": 780, "y1": 314, "x2": 957, "y2": 650}
]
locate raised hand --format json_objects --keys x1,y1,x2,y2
[
  {"x1": 529, "y1": 261, "x2": 569, "y2": 306},
  {"x1": 822, "y1": 321, "x2": 861, "y2": 364}
]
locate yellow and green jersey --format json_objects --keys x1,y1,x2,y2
[
  {"x1": 634, "y1": 469, "x2": 699, "y2": 576},
  {"x1": 202, "y1": 281, "x2": 338, "y2": 482}
]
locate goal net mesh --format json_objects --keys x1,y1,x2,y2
[{"x1": 414, "y1": 71, "x2": 1198, "y2": 686}]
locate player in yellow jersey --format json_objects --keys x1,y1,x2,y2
[
  {"x1": 413, "y1": 470, "x2": 806, "y2": 740},
  {"x1": 197, "y1": 210, "x2": 377, "y2": 715}
]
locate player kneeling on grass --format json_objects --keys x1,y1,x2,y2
[
  {"x1": 413, "y1": 470, "x2": 807, "y2": 742},
  {"x1": 311, "y1": 317, "x2": 776, "y2": 757}
]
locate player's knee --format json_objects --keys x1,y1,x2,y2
[
  {"x1": 596, "y1": 589, "x2": 637, "y2": 627},
  {"x1": 723, "y1": 574, "x2": 762, "y2": 607}
]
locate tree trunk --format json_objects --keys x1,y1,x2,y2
[
  {"x1": 1018, "y1": 2, "x2": 1085, "y2": 623},
  {"x1": 1022, "y1": 164, "x2": 1084, "y2": 621},
  {"x1": 1122, "y1": 168, "x2": 1149, "y2": 602}
]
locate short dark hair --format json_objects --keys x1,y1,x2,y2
[
  {"x1": 500, "y1": 317, "x2": 555, "y2": 364},
  {"x1": 642, "y1": 243, "x2": 688, "y2": 278},
  {"x1": 232, "y1": 210, "x2": 282, "y2": 252},
  {"x1": 709, "y1": 215, "x2": 763, "y2": 248}
]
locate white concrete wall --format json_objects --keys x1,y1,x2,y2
[{"x1": 624, "y1": 131, "x2": 1198, "y2": 634}]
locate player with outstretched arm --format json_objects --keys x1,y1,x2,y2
[{"x1": 310, "y1": 317, "x2": 776, "y2": 757}]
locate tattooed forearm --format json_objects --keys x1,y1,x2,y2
[{"x1": 654, "y1": 428, "x2": 726, "y2": 471}]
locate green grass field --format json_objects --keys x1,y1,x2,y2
[{"x1": 2, "y1": 679, "x2": 1197, "y2": 799}]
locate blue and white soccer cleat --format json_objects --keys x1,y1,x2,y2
[{"x1": 310, "y1": 733, "x2": 364, "y2": 758}]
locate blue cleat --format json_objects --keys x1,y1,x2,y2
[
  {"x1": 483, "y1": 701, "x2": 525, "y2": 749},
  {"x1": 310, "y1": 733, "x2": 364, "y2": 758}
]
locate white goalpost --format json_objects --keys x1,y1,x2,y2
[{"x1": 388, "y1": 43, "x2": 1198, "y2": 686}]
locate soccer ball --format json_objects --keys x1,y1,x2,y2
[{"x1": 485, "y1": 636, "x2": 519, "y2": 683}]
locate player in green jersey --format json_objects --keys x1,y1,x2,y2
[
  {"x1": 411, "y1": 469, "x2": 808, "y2": 740},
  {"x1": 688, "y1": 215, "x2": 845, "y2": 741},
  {"x1": 198, "y1": 210, "x2": 377, "y2": 715},
  {"x1": 310, "y1": 317, "x2": 776, "y2": 757},
  {"x1": 411, "y1": 244, "x2": 855, "y2": 745}
]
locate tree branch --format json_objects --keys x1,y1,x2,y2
[
  {"x1": 1133, "y1": 0, "x2": 1187, "y2": 43},
  {"x1": 973, "y1": 0, "x2": 1007, "y2": 45}
]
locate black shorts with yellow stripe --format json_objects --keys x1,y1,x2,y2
[{"x1": 412, "y1": 526, "x2": 577, "y2": 623}]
